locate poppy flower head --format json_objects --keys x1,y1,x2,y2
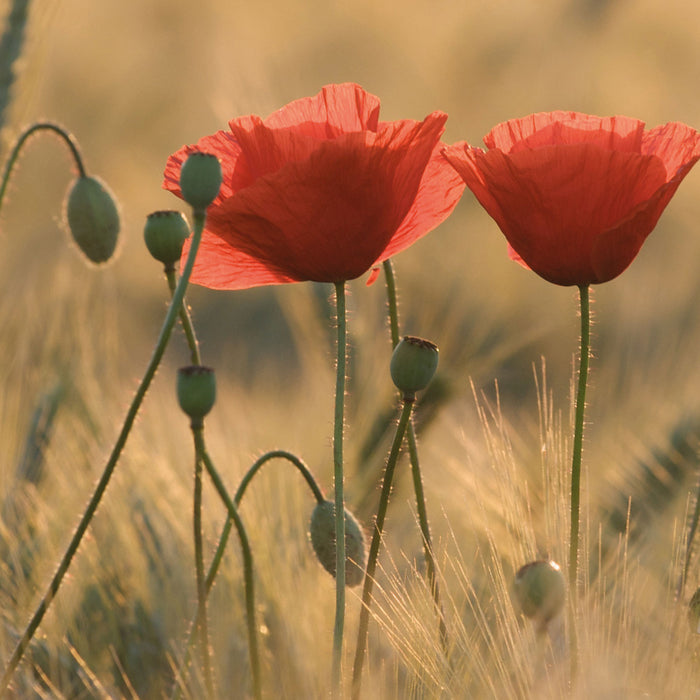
[
  {"x1": 164, "y1": 83, "x2": 465, "y2": 290},
  {"x1": 443, "y1": 111, "x2": 700, "y2": 286}
]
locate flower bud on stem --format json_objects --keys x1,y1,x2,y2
[
  {"x1": 382, "y1": 260, "x2": 449, "y2": 656},
  {"x1": 174, "y1": 450, "x2": 321, "y2": 700},
  {"x1": 0, "y1": 202, "x2": 208, "y2": 694},
  {"x1": 0, "y1": 122, "x2": 121, "y2": 265}
]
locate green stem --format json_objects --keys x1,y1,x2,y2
[
  {"x1": 235, "y1": 449, "x2": 325, "y2": 507},
  {"x1": 200, "y1": 448, "x2": 262, "y2": 700},
  {"x1": 406, "y1": 421, "x2": 448, "y2": 649},
  {"x1": 204, "y1": 451, "x2": 323, "y2": 605},
  {"x1": 332, "y1": 281, "x2": 348, "y2": 695},
  {"x1": 382, "y1": 260, "x2": 400, "y2": 348},
  {"x1": 382, "y1": 259, "x2": 447, "y2": 649},
  {"x1": 173, "y1": 450, "x2": 317, "y2": 700},
  {"x1": 0, "y1": 210, "x2": 208, "y2": 695},
  {"x1": 569, "y1": 284, "x2": 590, "y2": 589},
  {"x1": 207, "y1": 450, "x2": 324, "y2": 596},
  {"x1": 191, "y1": 425, "x2": 215, "y2": 699},
  {"x1": 165, "y1": 267, "x2": 201, "y2": 365},
  {"x1": 352, "y1": 399, "x2": 414, "y2": 699},
  {"x1": 0, "y1": 122, "x2": 86, "y2": 214}
]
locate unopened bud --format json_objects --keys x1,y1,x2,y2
[
  {"x1": 144, "y1": 210, "x2": 190, "y2": 266},
  {"x1": 177, "y1": 366, "x2": 216, "y2": 425},
  {"x1": 179, "y1": 152, "x2": 222, "y2": 210},
  {"x1": 513, "y1": 560, "x2": 566, "y2": 624},
  {"x1": 65, "y1": 175, "x2": 120, "y2": 264},
  {"x1": 309, "y1": 500, "x2": 367, "y2": 587},
  {"x1": 390, "y1": 336, "x2": 439, "y2": 398}
]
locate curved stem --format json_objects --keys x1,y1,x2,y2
[
  {"x1": 0, "y1": 210, "x2": 207, "y2": 695},
  {"x1": 568, "y1": 284, "x2": 590, "y2": 589},
  {"x1": 191, "y1": 426, "x2": 215, "y2": 699},
  {"x1": 207, "y1": 450, "x2": 324, "y2": 596},
  {"x1": 0, "y1": 122, "x2": 86, "y2": 215},
  {"x1": 332, "y1": 280, "x2": 348, "y2": 695},
  {"x1": 200, "y1": 448, "x2": 262, "y2": 700},
  {"x1": 173, "y1": 450, "x2": 318, "y2": 700},
  {"x1": 352, "y1": 398, "x2": 414, "y2": 699},
  {"x1": 236, "y1": 449, "x2": 325, "y2": 507}
]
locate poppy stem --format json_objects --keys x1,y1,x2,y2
[
  {"x1": 569, "y1": 283, "x2": 591, "y2": 589},
  {"x1": 165, "y1": 266, "x2": 201, "y2": 365},
  {"x1": 200, "y1": 443, "x2": 262, "y2": 700},
  {"x1": 332, "y1": 280, "x2": 348, "y2": 695},
  {"x1": 191, "y1": 425, "x2": 216, "y2": 700},
  {"x1": 381, "y1": 260, "x2": 448, "y2": 650},
  {"x1": 172, "y1": 447, "x2": 281, "y2": 700},
  {"x1": 0, "y1": 209, "x2": 207, "y2": 695},
  {"x1": 352, "y1": 397, "x2": 414, "y2": 700},
  {"x1": 0, "y1": 122, "x2": 87, "y2": 214}
]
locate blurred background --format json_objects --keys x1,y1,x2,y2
[
  {"x1": 1, "y1": 0, "x2": 700, "y2": 695},
  {"x1": 3, "y1": 0, "x2": 698, "y2": 380}
]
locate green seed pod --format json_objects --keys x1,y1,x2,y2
[
  {"x1": 390, "y1": 336, "x2": 439, "y2": 398},
  {"x1": 144, "y1": 210, "x2": 190, "y2": 266},
  {"x1": 513, "y1": 560, "x2": 566, "y2": 624},
  {"x1": 179, "y1": 151, "x2": 222, "y2": 210},
  {"x1": 309, "y1": 500, "x2": 367, "y2": 587},
  {"x1": 65, "y1": 175, "x2": 120, "y2": 264},
  {"x1": 688, "y1": 587, "x2": 700, "y2": 633},
  {"x1": 177, "y1": 366, "x2": 216, "y2": 424}
]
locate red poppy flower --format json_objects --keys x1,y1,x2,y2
[
  {"x1": 163, "y1": 83, "x2": 465, "y2": 290},
  {"x1": 442, "y1": 111, "x2": 700, "y2": 286}
]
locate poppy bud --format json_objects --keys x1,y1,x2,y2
[
  {"x1": 179, "y1": 151, "x2": 222, "y2": 211},
  {"x1": 65, "y1": 175, "x2": 120, "y2": 264},
  {"x1": 513, "y1": 560, "x2": 566, "y2": 624},
  {"x1": 390, "y1": 336, "x2": 439, "y2": 399},
  {"x1": 688, "y1": 587, "x2": 700, "y2": 633},
  {"x1": 309, "y1": 500, "x2": 367, "y2": 587},
  {"x1": 143, "y1": 210, "x2": 190, "y2": 266},
  {"x1": 177, "y1": 366, "x2": 216, "y2": 425}
]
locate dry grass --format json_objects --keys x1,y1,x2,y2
[{"x1": 1, "y1": 0, "x2": 700, "y2": 697}]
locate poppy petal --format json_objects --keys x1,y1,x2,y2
[
  {"x1": 199, "y1": 113, "x2": 447, "y2": 286},
  {"x1": 182, "y1": 231, "x2": 300, "y2": 289},
  {"x1": 485, "y1": 112, "x2": 646, "y2": 154},
  {"x1": 445, "y1": 141, "x2": 670, "y2": 285},
  {"x1": 379, "y1": 140, "x2": 465, "y2": 262},
  {"x1": 263, "y1": 83, "x2": 381, "y2": 136}
]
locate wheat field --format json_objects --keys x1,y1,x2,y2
[{"x1": 1, "y1": 0, "x2": 700, "y2": 697}]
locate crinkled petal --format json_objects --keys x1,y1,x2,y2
[
  {"x1": 485, "y1": 112, "x2": 645, "y2": 154},
  {"x1": 182, "y1": 231, "x2": 300, "y2": 290},
  {"x1": 642, "y1": 121, "x2": 700, "y2": 175},
  {"x1": 444, "y1": 141, "x2": 669, "y2": 285},
  {"x1": 228, "y1": 115, "x2": 325, "y2": 182},
  {"x1": 197, "y1": 113, "x2": 447, "y2": 286},
  {"x1": 262, "y1": 83, "x2": 381, "y2": 136},
  {"x1": 378, "y1": 139, "x2": 465, "y2": 262}
]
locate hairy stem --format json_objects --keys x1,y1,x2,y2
[
  {"x1": 332, "y1": 281, "x2": 348, "y2": 695},
  {"x1": 0, "y1": 210, "x2": 207, "y2": 694},
  {"x1": 352, "y1": 398, "x2": 414, "y2": 699}
]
